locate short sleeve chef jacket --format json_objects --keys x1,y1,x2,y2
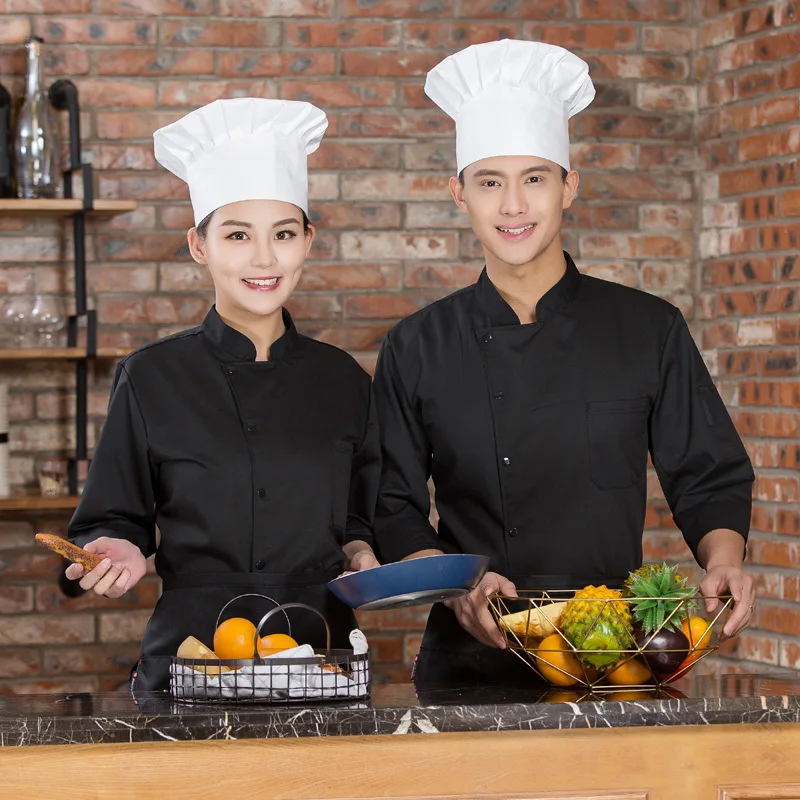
[
  {"x1": 373, "y1": 253, "x2": 754, "y2": 586},
  {"x1": 70, "y1": 307, "x2": 380, "y2": 582}
]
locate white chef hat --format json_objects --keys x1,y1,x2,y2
[
  {"x1": 153, "y1": 97, "x2": 328, "y2": 225},
  {"x1": 424, "y1": 39, "x2": 595, "y2": 174}
]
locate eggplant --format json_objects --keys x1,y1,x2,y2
[{"x1": 634, "y1": 623, "x2": 690, "y2": 677}]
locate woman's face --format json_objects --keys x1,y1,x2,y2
[{"x1": 187, "y1": 199, "x2": 314, "y2": 320}]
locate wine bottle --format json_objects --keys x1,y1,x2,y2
[
  {"x1": 0, "y1": 82, "x2": 11, "y2": 198},
  {"x1": 13, "y1": 36, "x2": 62, "y2": 199}
]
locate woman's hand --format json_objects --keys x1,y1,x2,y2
[{"x1": 64, "y1": 537, "x2": 148, "y2": 598}]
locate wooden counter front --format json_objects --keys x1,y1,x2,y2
[{"x1": 4, "y1": 721, "x2": 800, "y2": 799}]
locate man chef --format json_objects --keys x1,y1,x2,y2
[{"x1": 372, "y1": 39, "x2": 756, "y2": 684}]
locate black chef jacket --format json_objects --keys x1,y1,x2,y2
[
  {"x1": 69, "y1": 306, "x2": 380, "y2": 691},
  {"x1": 373, "y1": 253, "x2": 754, "y2": 684}
]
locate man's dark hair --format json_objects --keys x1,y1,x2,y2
[
  {"x1": 195, "y1": 208, "x2": 311, "y2": 238},
  {"x1": 457, "y1": 166, "x2": 569, "y2": 186}
]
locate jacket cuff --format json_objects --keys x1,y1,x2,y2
[{"x1": 677, "y1": 500, "x2": 752, "y2": 561}]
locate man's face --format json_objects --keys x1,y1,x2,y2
[{"x1": 450, "y1": 155, "x2": 579, "y2": 270}]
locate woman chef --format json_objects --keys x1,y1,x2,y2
[{"x1": 66, "y1": 97, "x2": 381, "y2": 692}]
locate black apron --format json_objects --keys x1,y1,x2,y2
[
  {"x1": 131, "y1": 566, "x2": 355, "y2": 693},
  {"x1": 412, "y1": 573, "x2": 627, "y2": 687}
]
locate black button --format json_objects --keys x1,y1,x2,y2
[
  {"x1": 508, "y1": 527, "x2": 519, "y2": 537},
  {"x1": 226, "y1": 367, "x2": 235, "y2": 375},
  {"x1": 257, "y1": 488, "x2": 266, "y2": 499},
  {"x1": 494, "y1": 391, "x2": 504, "y2": 400},
  {"x1": 246, "y1": 424, "x2": 255, "y2": 433},
  {"x1": 482, "y1": 333, "x2": 492, "y2": 344},
  {"x1": 255, "y1": 560, "x2": 265, "y2": 570},
  {"x1": 502, "y1": 457, "x2": 511, "y2": 466}
]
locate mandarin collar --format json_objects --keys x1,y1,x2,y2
[
  {"x1": 201, "y1": 306, "x2": 299, "y2": 362},
  {"x1": 473, "y1": 251, "x2": 582, "y2": 328}
]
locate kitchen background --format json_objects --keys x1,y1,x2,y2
[{"x1": 0, "y1": 0, "x2": 797, "y2": 693}]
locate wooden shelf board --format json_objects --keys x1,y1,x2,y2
[
  {"x1": 0, "y1": 347, "x2": 129, "y2": 361},
  {"x1": 0, "y1": 494, "x2": 80, "y2": 512},
  {"x1": 0, "y1": 198, "x2": 139, "y2": 217}
]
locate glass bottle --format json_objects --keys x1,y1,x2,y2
[
  {"x1": 13, "y1": 36, "x2": 62, "y2": 199},
  {"x1": 0, "y1": 82, "x2": 11, "y2": 198}
]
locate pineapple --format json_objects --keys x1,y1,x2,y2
[
  {"x1": 560, "y1": 585, "x2": 635, "y2": 671},
  {"x1": 622, "y1": 563, "x2": 685, "y2": 597},
  {"x1": 626, "y1": 563, "x2": 697, "y2": 634}
]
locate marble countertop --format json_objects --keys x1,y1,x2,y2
[{"x1": 2, "y1": 672, "x2": 800, "y2": 746}]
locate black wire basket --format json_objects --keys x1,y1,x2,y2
[{"x1": 170, "y1": 595, "x2": 370, "y2": 704}]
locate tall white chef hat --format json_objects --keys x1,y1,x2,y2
[
  {"x1": 424, "y1": 39, "x2": 595, "y2": 174},
  {"x1": 153, "y1": 97, "x2": 328, "y2": 225}
]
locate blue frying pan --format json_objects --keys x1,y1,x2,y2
[{"x1": 327, "y1": 554, "x2": 491, "y2": 611}]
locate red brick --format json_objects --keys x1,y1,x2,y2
[
  {"x1": 737, "y1": 69, "x2": 778, "y2": 99},
  {"x1": 341, "y1": 51, "x2": 439, "y2": 77},
  {"x1": 753, "y1": 538, "x2": 800, "y2": 568},
  {"x1": 35, "y1": 17, "x2": 155, "y2": 44},
  {"x1": 96, "y1": 234, "x2": 183, "y2": 262},
  {"x1": 586, "y1": 54, "x2": 691, "y2": 80},
  {"x1": 219, "y1": 0, "x2": 333, "y2": 13},
  {"x1": 42, "y1": 644, "x2": 142, "y2": 675},
  {"x1": 575, "y1": 173, "x2": 692, "y2": 201},
  {"x1": 0, "y1": 678, "x2": 98, "y2": 694},
  {"x1": 344, "y1": 292, "x2": 443, "y2": 320},
  {"x1": 642, "y1": 26, "x2": 696, "y2": 52},
  {"x1": 778, "y1": 510, "x2": 800, "y2": 535},
  {"x1": 579, "y1": 262, "x2": 638, "y2": 287},
  {"x1": 755, "y1": 31, "x2": 799, "y2": 62},
  {"x1": 719, "y1": 350, "x2": 759, "y2": 376},
  {"x1": 35, "y1": 580, "x2": 160, "y2": 613},
  {"x1": 99, "y1": 610, "x2": 152, "y2": 643},
  {"x1": 758, "y1": 411, "x2": 800, "y2": 438},
  {"x1": 343, "y1": 325, "x2": 393, "y2": 351},
  {"x1": 159, "y1": 79, "x2": 278, "y2": 106},
  {"x1": 640, "y1": 204, "x2": 694, "y2": 231},
  {"x1": 309, "y1": 143, "x2": 401, "y2": 171},
  {"x1": 751, "y1": 505, "x2": 776, "y2": 534},
  {"x1": 0, "y1": 586, "x2": 34, "y2": 614},
  {"x1": 571, "y1": 142, "x2": 637, "y2": 170},
  {"x1": 638, "y1": 84, "x2": 697, "y2": 112},
  {"x1": 758, "y1": 602, "x2": 800, "y2": 635},
  {"x1": 702, "y1": 322, "x2": 737, "y2": 348},
  {"x1": 719, "y1": 162, "x2": 796, "y2": 196},
  {"x1": 342, "y1": 232, "x2": 457, "y2": 262},
  {"x1": 781, "y1": 60, "x2": 800, "y2": 90},
  {"x1": 755, "y1": 475, "x2": 800, "y2": 503},
  {"x1": 638, "y1": 145, "x2": 698, "y2": 169},
  {"x1": 700, "y1": 15, "x2": 734, "y2": 47},
  {"x1": 524, "y1": 22, "x2": 635, "y2": 50},
  {"x1": 739, "y1": 129, "x2": 800, "y2": 163},
  {"x1": 0, "y1": 650, "x2": 40, "y2": 679},
  {"x1": 579, "y1": 113, "x2": 692, "y2": 141},
  {"x1": 0, "y1": 614, "x2": 95, "y2": 645},
  {"x1": 161, "y1": 20, "x2": 280, "y2": 47},
  {"x1": 579, "y1": 0, "x2": 686, "y2": 19},
  {"x1": 357, "y1": 606, "x2": 430, "y2": 632},
  {"x1": 94, "y1": 48, "x2": 213, "y2": 77},
  {"x1": 75, "y1": 79, "x2": 156, "y2": 108},
  {"x1": 282, "y1": 80, "x2": 396, "y2": 107},
  {"x1": 716, "y1": 39, "x2": 755, "y2": 72},
  {"x1": 301, "y1": 263, "x2": 400, "y2": 291},
  {"x1": 0, "y1": 549, "x2": 62, "y2": 580},
  {"x1": 93, "y1": 0, "x2": 213, "y2": 11},
  {"x1": 406, "y1": 22, "x2": 518, "y2": 48},
  {"x1": 219, "y1": 51, "x2": 335, "y2": 78},
  {"x1": 759, "y1": 349, "x2": 799, "y2": 377},
  {"x1": 0, "y1": 16, "x2": 31, "y2": 44},
  {"x1": 339, "y1": 0, "x2": 453, "y2": 16},
  {"x1": 777, "y1": 320, "x2": 800, "y2": 345},
  {"x1": 285, "y1": 21, "x2": 401, "y2": 47},
  {"x1": 96, "y1": 110, "x2": 183, "y2": 139},
  {"x1": 739, "y1": 195, "x2": 778, "y2": 223},
  {"x1": 284, "y1": 295, "x2": 342, "y2": 320}
]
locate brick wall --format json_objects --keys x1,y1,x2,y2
[
  {"x1": 696, "y1": 0, "x2": 800, "y2": 672},
  {"x1": 0, "y1": 0, "x2": 796, "y2": 692}
]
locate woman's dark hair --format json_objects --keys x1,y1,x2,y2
[
  {"x1": 457, "y1": 166, "x2": 569, "y2": 186},
  {"x1": 195, "y1": 208, "x2": 311, "y2": 238}
]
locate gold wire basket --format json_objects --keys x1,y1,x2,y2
[{"x1": 489, "y1": 590, "x2": 734, "y2": 693}]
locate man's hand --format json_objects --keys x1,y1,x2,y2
[
  {"x1": 64, "y1": 537, "x2": 148, "y2": 599},
  {"x1": 338, "y1": 540, "x2": 381, "y2": 577},
  {"x1": 699, "y1": 564, "x2": 755, "y2": 639},
  {"x1": 445, "y1": 571, "x2": 517, "y2": 649}
]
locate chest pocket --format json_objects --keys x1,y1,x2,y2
[
  {"x1": 587, "y1": 398, "x2": 650, "y2": 490},
  {"x1": 331, "y1": 440, "x2": 354, "y2": 534}
]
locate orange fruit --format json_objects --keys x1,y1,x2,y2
[
  {"x1": 534, "y1": 634, "x2": 583, "y2": 687},
  {"x1": 605, "y1": 657, "x2": 654, "y2": 686},
  {"x1": 257, "y1": 633, "x2": 299, "y2": 657},
  {"x1": 682, "y1": 616, "x2": 713, "y2": 663},
  {"x1": 213, "y1": 617, "x2": 257, "y2": 660}
]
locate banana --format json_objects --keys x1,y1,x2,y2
[{"x1": 497, "y1": 601, "x2": 568, "y2": 641}]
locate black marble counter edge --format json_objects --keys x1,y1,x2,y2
[{"x1": 2, "y1": 694, "x2": 800, "y2": 747}]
